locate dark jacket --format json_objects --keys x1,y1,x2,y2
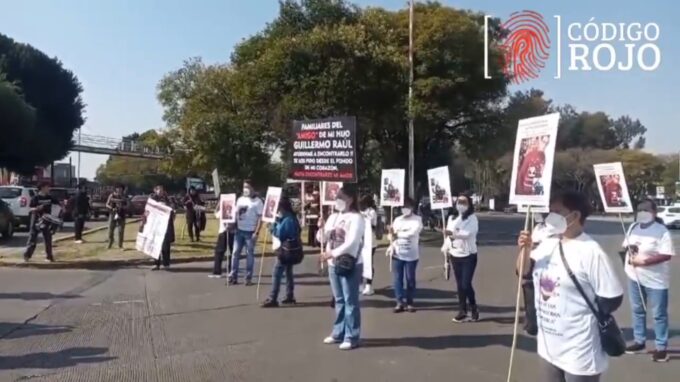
[{"x1": 74, "y1": 190, "x2": 90, "y2": 215}]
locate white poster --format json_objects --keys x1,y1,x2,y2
[
  {"x1": 427, "y1": 166, "x2": 453, "y2": 210},
  {"x1": 509, "y1": 113, "x2": 560, "y2": 207},
  {"x1": 321, "y1": 181, "x2": 343, "y2": 206},
  {"x1": 593, "y1": 162, "x2": 634, "y2": 214},
  {"x1": 380, "y1": 169, "x2": 405, "y2": 207},
  {"x1": 136, "y1": 198, "x2": 172, "y2": 260},
  {"x1": 518, "y1": 204, "x2": 549, "y2": 213},
  {"x1": 362, "y1": 217, "x2": 373, "y2": 280},
  {"x1": 262, "y1": 187, "x2": 282, "y2": 223},
  {"x1": 211, "y1": 169, "x2": 221, "y2": 197},
  {"x1": 656, "y1": 186, "x2": 665, "y2": 199},
  {"x1": 217, "y1": 193, "x2": 237, "y2": 224}
]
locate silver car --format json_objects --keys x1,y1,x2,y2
[{"x1": 0, "y1": 186, "x2": 37, "y2": 228}]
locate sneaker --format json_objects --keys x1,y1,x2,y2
[
  {"x1": 652, "y1": 350, "x2": 669, "y2": 363},
  {"x1": 470, "y1": 306, "x2": 480, "y2": 322},
  {"x1": 151, "y1": 266, "x2": 160, "y2": 271},
  {"x1": 208, "y1": 274, "x2": 221, "y2": 279},
  {"x1": 452, "y1": 312, "x2": 469, "y2": 323},
  {"x1": 407, "y1": 305, "x2": 417, "y2": 313},
  {"x1": 244, "y1": 280, "x2": 254, "y2": 286},
  {"x1": 362, "y1": 285, "x2": 374, "y2": 296},
  {"x1": 339, "y1": 342, "x2": 357, "y2": 351},
  {"x1": 394, "y1": 304, "x2": 405, "y2": 313},
  {"x1": 261, "y1": 299, "x2": 279, "y2": 308},
  {"x1": 323, "y1": 336, "x2": 341, "y2": 344},
  {"x1": 625, "y1": 342, "x2": 646, "y2": 354},
  {"x1": 75, "y1": 240, "x2": 83, "y2": 244},
  {"x1": 227, "y1": 278, "x2": 238, "y2": 285},
  {"x1": 45, "y1": 257, "x2": 54, "y2": 263},
  {"x1": 23, "y1": 256, "x2": 30, "y2": 263},
  {"x1": 281, "y1": 297, "x2": 297, "y2": 305}
]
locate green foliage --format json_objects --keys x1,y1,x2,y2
[
  {"x1": 0, "y1": 76, "x2": 36, "y2": 169},
  {"x1": 0, "y1": 33, "x2": 85, "y2": 173}
]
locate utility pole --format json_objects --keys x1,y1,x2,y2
[
  {"x1": 77, "y1": 128, "x2": 82, "y2": 181},
  {"x1": 408, "y1": 0, "x2": 415, "y2": 199}
]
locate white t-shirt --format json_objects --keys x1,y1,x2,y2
[
  {"x1": 318, "y1": 212, "x2": 365, "y2": 266},
  {"x1": 446, "y1": 215, "x2": 478, "y2": 257},
  {"x1": 361, "y1": 208, "x2": 379, "y2": 249},
  {"x1": 531, "y1": 234, "x2": 623, "y2": 376},
  {"x1": 235, "y1": 196, "x2": 263, "y2": 232},
  {"x1": 623, "y1": 222, "x2": 676, "y2": 290},
  {"x1": 391, "y1": 214, "x2": 423, "y2": 261}
]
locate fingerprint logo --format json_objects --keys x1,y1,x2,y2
[{"x1": 501, "y1": 10, "x2": 551, "y2": 84}]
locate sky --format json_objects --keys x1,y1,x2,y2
[{"x1": 1, "y1": 0, "x2": 678, "y2": 179}]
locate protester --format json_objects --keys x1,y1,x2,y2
[
  {"x1": 359, "y1": 194, "x2": 378, "y2": 296},
  {"x1": 23, "y1": 182, "x2": 60, "y2": 262},
  {"x1": 106, "y1": 184, "x2": 128, "y2": 249},
  {"x1": 522, "y1": 211, "x2": 551, "y2": 335},
  {"x1": 183, "y1": 186, "x2": 205, "y2": 242},
  {"x1": 262, "y1": 197, "x2": 302, "y2": 307},
  {"x1": 229, "y1": 179, "x2": 264, "y2": 286},
  {"x1": 445, "y1": 193, "x2": 480, "y2": 322},
  {"x1": 210, "y1": 202, "x2": 234, "y2": 278},
  {"x1": 318, "y1": 186, "x2": 365, "y2": 350},
  {"x1": 623, "y1": 199, "x2": 675, "y2": 362},
  {"x1": 389, "y1": 197, "x2": 423, "y2": 313},
  {"x1": 73, "y1": 182, "x2": 90, "y2": 244},
  {"x1": 517, "y1": 191, "x2": 623, "y2": 381},
  {"x1": 150, "y1": 185, "x2": 175, "y2": 270}
]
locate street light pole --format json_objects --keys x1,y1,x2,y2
[
  {"x1": 408, "y1": 0, "x2": 415, "y2": 199},
  {"x1": 77, "y1": 128, "x2": 82, "y2": 180}
]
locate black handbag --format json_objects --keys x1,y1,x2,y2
[
  {"x1": 334, "y1": 254, "x2": 357, "y2": 277},
  {"x1": 277, "y1": 238, "x2": 304, "y2": 265},
  {"x1": 558, "y1": 243, "x2": 626, "y2": 357}
]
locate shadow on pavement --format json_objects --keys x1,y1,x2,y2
[
  {"x1": 361, "y1": 333, "x2": 536, "y2": 352},
  {"x1": 0, "y1": 292, "x2": 80, "y2": 300},
  {"x1": 0, "y1": 323, "x2": 73, "y2": 340},
  {"x1": 0, "y1": 347, "x2": 115, "y2": 370}
]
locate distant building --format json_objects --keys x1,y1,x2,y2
[{"x1": 47, "y1": 163, "x2": 76, "y2": 187}]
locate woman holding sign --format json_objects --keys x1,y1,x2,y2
[
  {"x1": 516, "y1": 191, "x2": 623, "y2": 381},
  {"x1": 317, "y1": 186, "x2": 365, "y2": 350},
  {"x1": 445, "y1": 194, "x2": 480, "y2": 322},
  {"x1": 622, "y1": 199, "x2": 675, "y2": 363}
]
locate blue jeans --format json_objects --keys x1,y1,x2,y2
[
  {"x1": 230, "y1": 230, "x2": 256, "y2": 281},
  {"x1": 392, "y1": 258, "x2": 418, "y2": 305},
  {"x1": 270, "y1": 260, "x2": 294, "y2": 301},
  {"x1": 328, "y1": 263, "x2": 363, "y2": 344},
  {"x1": 629, "y1": 279, "x2": 669, "y2": 350}
]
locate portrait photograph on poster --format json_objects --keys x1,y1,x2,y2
[
  {"x1": 262, "y1": 187, "x2": 283, "y2": 223},
  {"x1": 427, "y1": 166, "x2": 453, "y2": 210},
  {"x1": 509, "y1": 113, "x2": 560, "y2": 207},
  {"x1": 593, "y1": 162, "x2": 634, "y2": 213},
  {"x1": 219, "y1": 194, "x2": 237, "y2": 223},
  {"x1": 380, "y1": 169, "x2": 405, "y2": 207},
  {"x1": 321, "y1": 181, "x2": 343, "y2": 206}
]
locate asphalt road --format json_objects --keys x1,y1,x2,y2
[
  {"x1": 0, "y1": 215, "x2": 679, "y2": 382},
  {"x1": 0, "y1": 219, "x2": 110, "y2": 257}
]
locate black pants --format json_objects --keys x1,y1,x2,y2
[
  {"x1": 24, "y1": 222, "x2": 53, "y2": 260},
  {"x1": 307, "y1": 220, "x2": 319, "y2": 247},
  {"x1": 186, "y1": 215, "x2": 201, "y2": 241},
  {"x1": 74, "y1": 215, "x2": 86, "y2": 240},
  {"x1": 212, "y1": 230, "x2": 235, "y2": 275},
  {"x1": 108, "y1": 217, "x2": 125, "y2": 248},
  {"x1": 542, "y1": 359, "x2": 600, "y2": 381},
  {"x1": 451, "y1": 254, "x2": 478, "y2": 312},
  {"x1": 522, "y1": 277, "x2": 538, "y2": 335},
  {"x1": 365, "y1": 248, "x2": 376, "y2": 284},
  {"x1": 155, "y1": 239, "x2": 171, "y2": 268}
]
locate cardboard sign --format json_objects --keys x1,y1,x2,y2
[
  {"x1": 136, "y1": 198, "x2": 172, "y2": 260},
  {"x1": 321, "y1": 181, "x2": 343, "y2": 206},
  {"x1": 380, "y1": 169, "x2": 406, "y2": 207},
  {"x1": 509, "y1": 113, "x2": 560, "y2": 207},
  {"x1": 218, "y1": 194, "x2": 237, "y2": 224},
  {"x1": 427, "y1": 166, "x2": 453, "y2": 210},
  {"x1": 593, "y1": 162, "x2": 633, "y2": 213},
  {"x1": 262, "y1": 187, "x2": 283, "y2": 223}
]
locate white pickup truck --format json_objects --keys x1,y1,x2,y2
[{"x1": 0, "y1": 185, "x2": 37, "y2": 228}]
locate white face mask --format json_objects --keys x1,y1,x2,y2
[
  {"x1": 242, "y1": 188, "x2": 251, "y2": 197},
  {"x1": 544, "y1": 212, "x2": 569, "y2": 235},
  {"x1": 456, "y1": 204, "x2": 467, "y2": 214},
  {"x1": 636, "y1": 211, "x2": 654, "y2": 224},
  {"x1": 335, "y1": 199, "x2": 347, "y2": 212},
  {"x1": 402, "y1": 208, "x2": 412, "y2": 216}
]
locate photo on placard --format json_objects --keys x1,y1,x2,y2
[
  {"x1": 427, "y1": 166, "x2": 453, "y2": 210},
  {"x1": 509, "y1": 113, "x2": 560, "y2": 207},
  {"x1": 321, "y1": 181, "x2": 343, "y2": 206},
  {"x1": 380, "y1": 169, "x2": 405, "y2": 207},
  {"x1": 262, "y1": 187, "x2": 283, "y2": 223},
  {"x1": 593, "y1": 162, "x2": 633, "y2": 214},
  {"x1": 219, "y1": 194, "x2": 236, "y2": 223}
]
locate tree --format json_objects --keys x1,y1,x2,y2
[
  {"x1": 0, "y1": 33, "x2": 85, "y2": 173},
  {"x1": 613, "y1": 115, "x2": 646, "y2": 149},
  {"x1": 0, "y1": 76, "x2": 36, "y2": 170},
  {"x1": 618, "y1": 150, "x2": 665, "y2": 203}
]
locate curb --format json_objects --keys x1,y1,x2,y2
[{"x1": 53, "y1": 218, "x2": 142, "y2": 244}]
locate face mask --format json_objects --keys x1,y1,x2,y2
[
  {"x1": 335, "y1": 199, "x2": 347, "y2": 212},
  {"x1": 544, "y1": 212, "x2": 569, "y2": 235},
  {"x1": 636, "y1": 211, "x2": 654, "y2": 224},
  {"x1": 402, "y1": 208, "x2": 412, "y2": 216},
  {"x1": 242, "y1": 188, "x2": 251, "y2": 197},
  {"x1": 456, "y1": 204, "x2": 467, "y2": 214}
]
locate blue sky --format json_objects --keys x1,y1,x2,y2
[{"x1": 1, "y1": 0, "x2": 677, "y2": 179}]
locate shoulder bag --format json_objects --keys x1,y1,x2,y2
[
  {"x1": 276, "y1": 218, "x2": 304, "y2": 266},
  {"x1": 558, "y1": 243, "x2": 626, "y2": 357}
]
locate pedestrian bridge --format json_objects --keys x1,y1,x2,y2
[{"x1": 72, "y1": 134, "x2": 170, "y2": 159}]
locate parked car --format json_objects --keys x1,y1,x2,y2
[
  {"x1": 0, "y1": 199, "x2": 15, "y2": 239},
  {"x1": 658, "y1": 206, "x2": 680, "y2": 229},
  {"x1": 0, "y1": 185, "x2": 36, "y2": 228},
  {"x1": 90, "y1": 193, "x2": 110, "y2": 219},
  {"x1": 129, "y1": 195, "x2": 149, "y2": 216}
]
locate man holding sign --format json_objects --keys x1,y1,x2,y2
[{"x1": 229, "y1": 180, "x2": 264, "y2": 286}]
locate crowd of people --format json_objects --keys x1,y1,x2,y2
[{"x1": 20, "y1": 178, "x2": 676, "y2": 380}]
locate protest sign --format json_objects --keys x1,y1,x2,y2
[
  {"x1": 218, "y1": 194, "x2": 236, "y2": 224},
  {"x1": 262, "y1": 187, "x2": 283, "y2": 223},
  {"x1": 509, "y1": 113, "x2": 560, "y2": 207},
  {"x1": 211, "y1": 169, "x2": 221, "y2": 197},
  {"x1": 427, "y1": 166, "x2": 453, "y2": 210},
  {"x1": 518, "y1": 205, "x2": 549, "y2": 213},
  {"x1": 380, "y1": 169, "x2": 405, "y2": 207},
  {"x1": 321, "y1": 181, "x2": 343, "y2": 206},
  {"x1": 290, "y1": 116, "x2": 358, "y2": 183},
  {"x1": 593, "y1": 162, "x2": 634, "y2": 214},
  {"x1": 136, "y1": 198, "x2": 172, "y2": 260}
]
